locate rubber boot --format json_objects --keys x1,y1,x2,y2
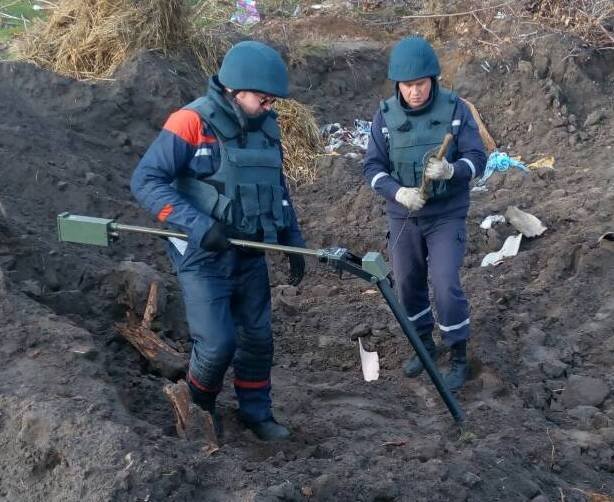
[
  {"x1": 403, "y1": 330, "x2": 437, "y2": 378},
  {"x1": 444, "y1": 340, "x2": 469, "y2": 392},
  {"x1": 244, "y1": 418, "x2": 290, "y2": 441},
  {"x1": 188, "y1": 380, "x2": 223, "y2": 439}
]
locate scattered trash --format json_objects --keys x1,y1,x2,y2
[
  {"x1": 598, "y1": 232, "x2": 613, "y2": 250},
  {"x1": 476, "y1": 151, "x2": 529, "y2": 186},
  {"x1": 527, "y1": 156, "x2": 555, "y2": 170},
  {"x1": 480, "y1": 215, "x2": 506, "y2": 229},
  {"x1": 381, "y1": 439, "x2": 407, "y2": 447},
  {"x1": 124, "y1": 452, "x2": 135, "y2": 471},
  {"x1": 344, "y1": 152, "x2": 362, "y2": 160},
  {"x1": 230, "y1": 0, "x2": 260, "y2": 26},
  {"x1": 358, "y1": 338, "x2": 379, "y2": 382},
  {"x1": 505, "y1": 206, "x2": 547, "y2": 237},
  {"x1": 471, "y1": 185, "x2": 489, "y2": 192},
  {"x1": 481, "y1": 234, "x2": 523, "y2": 267},
  {"x1": 321, "y1": 119, "x2": 371, "y2": 153},
  {"x1": 32, "y1": 2, "x2": 54, "y2": 11}
]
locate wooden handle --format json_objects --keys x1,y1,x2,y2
[
  {"x1": 435, "y1": 133, "x2": 454, "y2": 161},
  {"x1": 420, "y1": 133, "x2": 455, "y2": 197}
]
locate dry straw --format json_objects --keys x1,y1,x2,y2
[
  {"x1": 14, "y1": 0, "x2": 193, "y2": 79},
  {"x1": 275, "y1": 99, "x2": 323, "y2": 185}
]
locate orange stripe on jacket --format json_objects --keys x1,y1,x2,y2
[
  {"x1": 157, "y1": 203, "x2": 173, "y2": 222},
  {"x1": 163, "y1": 109, "x2": 217, "y2": 147}
]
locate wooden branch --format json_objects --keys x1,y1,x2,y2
[
  {"x1": 461, "y1": 98, "x2": 498, "y2": 152},
  {"x1": 117, "y1": 282, "x2": 188, "y2": 379},
  {"x1": 142, "y1": 281, "x2": 158, "y2": 329},
  {"x1": 163, "y1": 380, "x2": 219, "y2": 454}
]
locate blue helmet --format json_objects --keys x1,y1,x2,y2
[
  {"x1": 218, "y1": 41, "x2": 289, "y2": 98},
  {"x1": 388, "y1": 37, "x2": 440, "y2": 82}
]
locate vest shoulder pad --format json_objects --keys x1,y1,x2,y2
[
  {"x1": 380, "y1": 95, "x2": 408, "y2": 130},
  {"x1": 183, "y1": 97, "x2": 209, "y2": 117},
  {"x1": 184, "y1": 97, "x2": 240, "y2": 140},
  {"x1": 438, "y1": 87, "x2": 458, "y2": 104}
]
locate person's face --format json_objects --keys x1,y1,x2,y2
[
  {"x1": 233, "y1": 91, "x2": 277, "y2": 117},
  {"x1": 398, "y1": 77, "x2": 432, "y2": 108}
]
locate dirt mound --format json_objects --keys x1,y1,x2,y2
[{"x1": 0, "y1": 29, "x2": 613, "y2": 502}]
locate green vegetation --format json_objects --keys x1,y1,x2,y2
[{"x1": 0, "y1": 1, "x2": 46, "y2": 43}]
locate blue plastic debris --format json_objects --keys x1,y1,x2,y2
[{"x1": 476, "y1": 151, "x2": 529, "y2": 186}]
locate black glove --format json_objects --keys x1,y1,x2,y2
[
  {"x1": 287, "y1": 253, "x2": 305, "y2": 286},
  {"x1": 200, "y1": 222, "x2": 231, "y2": 251}
]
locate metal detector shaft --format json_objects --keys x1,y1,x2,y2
[
  {"x1": 377, "y1": 279, "x2": 465, "y2": 423},
  {"x1": 111, "y1": 222, "x2": 320, "y2": 257}
]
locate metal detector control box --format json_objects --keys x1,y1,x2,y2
[{"x1": 57, "y1": 212, "x2": 115, "y2": 247}]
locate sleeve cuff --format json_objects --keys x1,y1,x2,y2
[{"x1": 189, "y1": 216, "x2": 214, "y2": 249}]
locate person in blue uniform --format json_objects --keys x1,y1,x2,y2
[
  {"x1": 131, "y1": 41, "x2": 306, "y2": 440},
  {"x1": 363, "y1": 37, "x2": 486, "y2": 391}
]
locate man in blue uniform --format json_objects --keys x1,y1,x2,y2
[
  {"x1": 131, "y1": 41, "x2": 306, "y2": 440},
  {"x1": 363, "y1": 37, "x2": 486, "y2": 391}
]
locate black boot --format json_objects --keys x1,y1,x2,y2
[
  {"x1": 444, "y1": 340, "x2": 469, "y2": 391},
  {"x1": 244, "y1": 418, "x2": 290, "y2": 441},
  {"x1": 188, "y1": 379, "x2": 223, "y2": 438},
  {"x1": 403, "y1": 330, "x2": 437, "y2": 378}
]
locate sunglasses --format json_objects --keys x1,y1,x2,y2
[{"x1": 258, "y1": 95, "x2": 277, "y2": 106}]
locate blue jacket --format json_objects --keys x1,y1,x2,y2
[
  {"x1": 363, "y1": 93, "x2": 486, "y2": 219},
  {"x1": 131, "y1": 91, "x2": 305, "y2": 250}
]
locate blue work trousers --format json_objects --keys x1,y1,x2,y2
[
  {"x1": 168, "y1": 244, "x2": 274, "y2": 424},
  {"x1": 388, "y1": 215, "x2": 470, "y2": 346}
]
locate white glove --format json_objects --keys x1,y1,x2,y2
[
  {"x1": 425, "y1": 157, "x2": 454, "y2": 180},
  {"x1": 394, "y1": 187, "x2": 425, "y2": 211}
]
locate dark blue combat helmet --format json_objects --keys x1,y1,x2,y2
[
  {"x1": 388, "y1": 37, "x2": 441, "y2": 82},
  {"x1": 218, "y1": 41, "x2": 289, "y2": 98}
]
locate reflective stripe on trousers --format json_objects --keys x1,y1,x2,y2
[{"x1": 388, "y1": 214, "x2": 470, "y2": 346}]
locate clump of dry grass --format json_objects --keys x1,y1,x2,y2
[
  {"x1": 527, "y1": 0, "x2": 614, "y2": 49},
  {"x1": 275, "y1": 99, "x2": 322, "y2": 185},
  {"x1": 13, "y1": 0, "x2": 194, "y2": 79},
  {"x1": 11, "y1": 0, "x2": 229, "y2": 78},
  {"x1": 189, "y1": 0, "x2": 233, "y2": 74}
]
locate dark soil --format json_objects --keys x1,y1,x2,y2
[{"x1": 0, "y1": 23, "x2": 613, "y2": 502}]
